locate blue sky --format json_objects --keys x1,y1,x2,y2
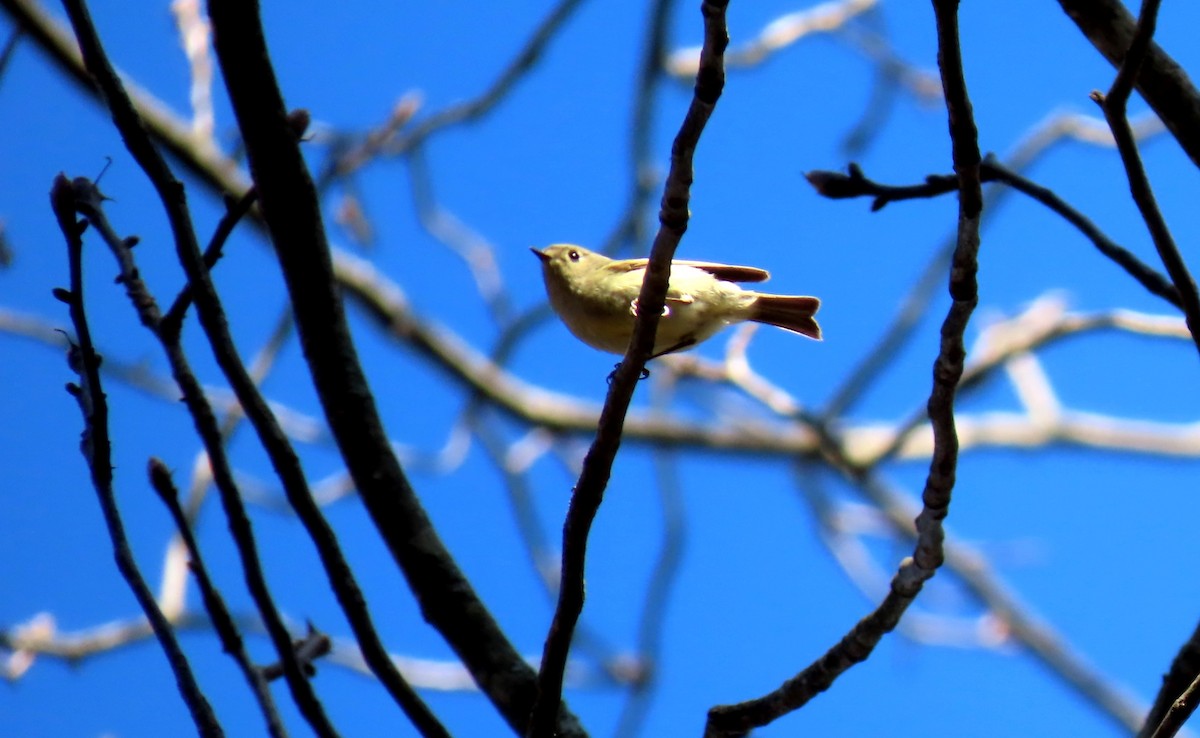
[{"x1": 5, "y1": 1, "x2": 1200, "y2": 736}]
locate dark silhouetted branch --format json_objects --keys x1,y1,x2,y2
[
  {"x1": 530, "y1": 0, "x2": 732, "y2": 733},
  {"x1": 1090, "y1": 0, "x2": 1200, "y2": 360},
  {"x1": 50, "y1": 175, "x2": 224, "y2": 738},
  {"x1": 148, "y1": 459, "x2": 288, "y2": 738}
]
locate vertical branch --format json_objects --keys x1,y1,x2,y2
[
  {"x1": 703, "y1": 0, "x2": 982, "y2": 734},
  {"x1": 50, "y1": 178, "x2": 224, "y2": 738},
  {"x1": 1100, "y1": 4, "x2": 1200, "y2": 735},
  {"x1": 528, "y1": 1, "x2": 731, "y2": 735},
  {"x1": 1090, "y1": 0, "x2": 1200, "y2": 359}
]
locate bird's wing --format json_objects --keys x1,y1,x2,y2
[
  {"x1": 605, "y1": 258, "x2": 770, "y2": 283},
  {"x1": 604, "y1": 260, "x2": 694, "y2": 305},
  {"x1": 675, "y1": 261, "x2": 770, "y2": 283}
]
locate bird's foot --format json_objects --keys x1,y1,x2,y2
[{"x1": 607, "y1": 363, "x2": 651, "y2": 385}]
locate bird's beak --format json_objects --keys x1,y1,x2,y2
[{"x1": 530, "y1": 247, "x2": 550, "y2": 262}]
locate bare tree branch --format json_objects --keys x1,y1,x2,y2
[
  {"x1": 1057, "y1": 0, "x2": 1200, "y2": 168},
  {"x1": 147, "y1": 459, "x2": 288, "y2": 738},
  {"x1": 50, "y1": 174, "x2": 224, "y2": 738},
  {"x1": 530, "y1": 1, "x2": 731, "y2": 733},
  {"x1": 202, "y1": 1, "x2": 581, "y2": 734},
  {"x1": 807, "y1": 157, "x2": 1181, "y2": 308},
  {"x1": 1090, "y1": 0, "x2": 1200, "y2": 360},
  {"x1": 703, "y1": 0, "x2": 983, "y2": 731}
]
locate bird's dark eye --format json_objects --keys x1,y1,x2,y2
[{"x1": 568, "y1": 250, "x2": 580, "y2": 262}]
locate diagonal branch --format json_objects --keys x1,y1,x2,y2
[
  {"x1": 1057, "y1": 0, "x2": 1200, "y2": 169},
  {"x1": 202, "y1": 1, "x2": 580, "y2": 734},
  {"x1": 704, "y1": 0, "x2": 982, "y2": 733},
  {"x1": 1090, "y1": 0, "x2": 1200, "y2": 360},
  {"x1": 147, "y1": 459, "x2": 288, "y2": 738},
  {"x1": 528, "y1": 1, "x2": 732, "y2": 734}
]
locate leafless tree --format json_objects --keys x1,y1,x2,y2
[{"x1": 3, "y1": 0, "x2": 1200, "y2": 736}]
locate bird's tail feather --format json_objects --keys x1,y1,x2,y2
[{"x1": 751, "y1": 295, "x2": 822, "y2": 340}]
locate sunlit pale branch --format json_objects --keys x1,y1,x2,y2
[
  {"x1": 316, "y1": 91, "x2": 422, "y2": 185},
  {"x1": 0, "y1": 307, "x2": 329, "y2": 445},
  {"x1": 860, "y1": 297, "x2": 1194, "y2": 467},
  {"x1": 1, "y1": 611, "x2": 212, "y2": 672},
  {"x1": 328, "y1": 641, "x2": 627, "y2": 692},
  {"x1": 1006, "y1": 109, "x2": 1164, "y2": 171},
  {"x1": 666, "y1": 0, "x2": 878, "y2": 77},
  {"x1": 170, "y1": 0, "x2": 214, "y2": 143},
  {"x1": 237, "y1": 423, "x2": 480, "y2": 515},
  {"x1": 800, "y1": 486, "x2": 1013, "y2": 652},
  {"x1": 386, "y1": 0, "x2": 586, "y2": 156},
  {"x1": 1, "y1": 0, "x2": 240, "y2": 189},
  {"x1": 4, "y1": 608, "x2": 524, "y2": 697},
  {"x1": 659, "y1": 295, "x2": 1200, "y2": 467},
  {"x1": 1, "y1": 612, "x2": 53, "y2": 680},
  {"x1": 406, "y1": 148, "x2": 512, "y2": 324},
  {"x1": 837, "y1": 22, "x2": 944, "y2": 104}
]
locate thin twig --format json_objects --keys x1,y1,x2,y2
[
  {"x1": 162, "y1": 186, "x2": 259, "y2": 335},
  {"x1": 1057, "y1": 0, "x2": 1200, "y2": 169},
  {"x1": 1090, "y1": 0, "x2": 1200, "y2": 359},
  {"x1": 529, "y1": 2, "x2": 731, "y2": 734},
  {"x1": 259, "y1": 627, "x2": 332, "y2": 682},
  {"x1": 148, "y1": 459, "x2": 289, "y2": 738},
  {"x1": 819, "y1": 108, "x2": 1166, "y2": 420},
  {"x1": 1144, "y1": 622, "x2": 1200, "y2": 738},
  {"x1": 1148, "y1": 669, "x2": 1200, "y2": 738},
  {"x1": 59, "y1": 175, "x2": 337, "y2": 735},
  {"x1": 806, "y1": 157, "x2": 1181, "y2": 308},
  {"x1": 60, "y1": 2, "x2": 343, "y2": 731},
  {"x1": 69, "y1": 1, "x2": 449, "y2": 730},
  {"x1": 50, "y1": 176, "x2": 224, "y2": 738},
  {"x1": 387, "y1": 0, "x2": 587, "y2": 156}
]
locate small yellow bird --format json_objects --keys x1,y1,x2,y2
[{"x1": 532, "y1": 244, "x2": 821, "y2": 357}]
